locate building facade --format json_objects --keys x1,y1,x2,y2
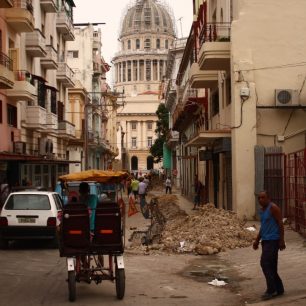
[
  {"x1": 0, "y1": 0, "x2": 76, "y2": 188},
  {"x1": 171, "y1": 0, "x2": 306, "y2": 219},
  {"x1": 67, "y1": 25, "x2": 119, "y2": 172},
  {"x1": 113, "y1": 0, "x2": 175, "y2": 174}
]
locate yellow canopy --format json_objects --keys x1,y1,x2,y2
[{"x1": 59, "y1": 169, "x2": 128, "y2": 184}]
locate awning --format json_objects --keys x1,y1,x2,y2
[{"x1": 185, "y1": 129, "x2": 231, "y2": 147}]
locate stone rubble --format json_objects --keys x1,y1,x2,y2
[
  {"x1": 157, "y1": 195, "x2": 257, "y2": 254},
  {"x1": 128, "y1": 194, "x2": 257, "y2": 255}
]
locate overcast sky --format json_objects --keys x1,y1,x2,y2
[{"x1": 73, "y1": 0, "x2": 193, "y2": 82}]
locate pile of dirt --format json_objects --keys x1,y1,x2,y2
[{"x1": 156, "y1": 196, "x2": 257, "y2": 255}]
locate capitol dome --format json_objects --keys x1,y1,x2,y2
[{"x1": 120, "y1": 0, "x2": 175, "y2": 38}]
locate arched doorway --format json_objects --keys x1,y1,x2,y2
[
  {"x1": 131, "y1": 156, "x2": 138, "y2": 171},
  {"x1": 147, "y1": 156, "x2": 154, "y2": 170}
]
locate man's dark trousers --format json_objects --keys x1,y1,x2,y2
[{"x1": 260, "y1": 240, "x2": 284, "y2": 294}]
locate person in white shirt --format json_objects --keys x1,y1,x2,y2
[{"x1": 165, "y1": 176, "x2": 172, "y2": 194}]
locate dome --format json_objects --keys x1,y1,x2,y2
[{"x1": 120, "y1": 0, "x2": 175, "y2": 38}]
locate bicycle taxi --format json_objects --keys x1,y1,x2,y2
[{"x1": 57, "y1": 170, "x2": 128, "y2": 302}]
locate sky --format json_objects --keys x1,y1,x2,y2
[{"x1": 73, "y1": 0, "x2": 193, "y2": 83}]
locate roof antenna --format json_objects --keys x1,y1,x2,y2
[{"x1": 177, "y1": 17, "x2": 183, "y2": 38}]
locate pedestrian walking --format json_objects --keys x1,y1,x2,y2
[
  {"x1": 253, "y1": 191, "x2": 285, "y2": 300},
  {"x1": 138, "y1": 177, "x2": 147, "y2": 203},
  {"x1": 193, "y1": 176, "x2": 203, "y2": 210},
  {"x1": 165, "y1": 176, "x2": 172, "y2": 194},
  {"x1": 126, "y1": 176, "x2": 132, "y2": 196},
  {"x1": 131, "y1": 177, "x2": 139, "y2": 203}
]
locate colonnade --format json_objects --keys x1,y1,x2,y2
[{"x1": 115, "y1": 59, "x2": 167, "y2": 83}]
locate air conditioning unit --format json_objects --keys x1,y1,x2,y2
[
  {"x1": 13, "y1": 142, "x2": 26, "y2": 154},
  {"x1": 275, "y1": 89, "x2": 299, "y2": 107}
]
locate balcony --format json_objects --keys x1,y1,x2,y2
[
  {"x1": 0, "y1": 0, "x2": 13, "y2": 8},
  {"x1": 198, "y1": 23, "x2": 231, "y2": 71},
  {"x1": 25, "y1": 105, "x2": 47, "y2": 130},
  {"x1": 93, "y1": 33, "x2": 101, "y2": 50},
  {"x1": 0, "y1": 52, "x2": 14, "y2": 89},
  {"x1": 189, "y1": 63, "x2": 218, "y2": 89},
  {"x1": 56, "y1": 62, "x2": 74, "y2": 87},
  {"x1": 40, "y1": 0, "x2": 57, "y2": 13},
  {"x1": 56, "y1": 9, "x2": 74, "y2": 41},
  {"x1": 40, "y1": 45, "x2": 58, "y2": 69},
  {"x1": 58, "y1": 120, "x2": 76, "y2": 138},
  {"x1": 167, "y1": 130, "x2": 180, "y2": 148},
  {"x1": 46, "y1": 112, "x2": 58, "y2": 131},
  {"x1": 6, "y1": 70, "x2": 36, "y2": 102},
  {"x1": 5, "y1": 0, "x2": 35, "y2": 33},
  {"x1": 25, "y1": 29, "x2": 46, "y2": 57}
]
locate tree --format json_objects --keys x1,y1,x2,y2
[{"x1": 150, "y1": 103, "x2": 169, "y2": 163}]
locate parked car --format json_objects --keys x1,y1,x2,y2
[
  {"x1": 0, "y1": 191, "x2": 63, "y2": 248},
  {"x1": 55, "y1": 181, "x2": 108, "y2": 204}
]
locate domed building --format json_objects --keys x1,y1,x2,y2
[{"x1": 113, "y1": 0, "x2": 176, "y2": 173}]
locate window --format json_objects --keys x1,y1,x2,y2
[
  {"x1": 144, "y1": 38, "x2": 151, "y2": 49},
  {"x1": 127, "y1": 61, "x2": 131, "y2": 81},
  {"x1": 5, "y1": 194, "x2": 51, "y2": 210},
  {"x1": 132, "y1": 137, "x2": 137, "y2": 148},
  {"x1": 50, "y1": 35, "x2": 53, "y2": 47},
  {"x1": 147, "y1": 137, "x2": 153, "y2": 147},
  {"x1": 146, "y1": 60, "x2": 151, "y2": 81},
  {"x1": 7, "y1": 104, "x2": 17, "y2": 127},
  {"x1": 165, "y1": 39, "x2": 169, "y2": 49},
  {"x1": 136, "y1": 39, "x2": 140, "y2": 49},
  {"x1": 68, "y1": 50, "x2": 78, "y2": 58},
  {"x1": 128, "y1": 40, "x2": 131, "y2": 49},
  {"x1": 131, "y1": 122, "x2": 137, "y2": 130},
  {"x1": 156, "y1": 38, "x2": 160, "y2": 49},
  {"x1": 147, "y1": 122, "x2": 152, "y2": 130},
  {"x1": 0, "y1": 100, "x2": 2, "y2": 123}
]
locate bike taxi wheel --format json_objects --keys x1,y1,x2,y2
[
  {"x1": 115, "y1": 265, "x2": 125, "y2": 300},
  {"x1": 68, "y1": 271, "x2": 76, "y2": 302}
]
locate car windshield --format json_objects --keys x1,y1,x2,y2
[{"x1": 5, "y1": 194, "x2": 51, "y2": 210}]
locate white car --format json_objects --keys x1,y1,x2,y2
[{"x1": 0, "y1": 191, "x2": 63, "y2": 248}]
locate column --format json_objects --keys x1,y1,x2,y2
[
  {"x1": 125, "y1": 61, "x2": 128, "y2": 83},
  {"x1": 137, "y1": 60, "x2": 140, "y2": 81},
  {"x1": 143, "y1": 121, "x2": 147, "y2": 150},
  {"x1": 120, "y1": 62, "x2": 123, "y2": 83},
  {"x1": 151, "y1": 59, "x2": 153, "y2": 81},
  {"x1": 157, "y1": 60, "x2": 160, "y2": 81},
  {"x1": 143, "y1": 60, "x2": 146, "y2": 82},
  {"x1": 137, "y1": 120, "x2": 141, "y2": 149},
  {"x1": 131, "y1": 60, "x2": 134, "y2": 82},
  {"x1": 127, "y1": 121, "x2": 131, "y2": 149}
]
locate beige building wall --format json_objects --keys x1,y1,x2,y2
[{"x1": 231, "y1": 0, "x2": 306, "y2": 218}]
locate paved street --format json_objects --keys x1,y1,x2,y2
[{"x1": 0, "y1": 191, "x2": 306, "y2": 306}]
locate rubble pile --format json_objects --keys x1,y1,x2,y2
[{"x1": 156, "y1": 197, "x2": 257, "y2": 255}]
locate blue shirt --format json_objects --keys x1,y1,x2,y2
[{"x1": 259, "y1": 203, "x2": 280, "y2": 241}]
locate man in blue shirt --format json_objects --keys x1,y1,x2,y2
[{"x1": 253, "y1": 191, "x2": 286, "y2": 300}]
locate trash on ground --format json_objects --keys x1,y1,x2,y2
[{"x1": 208, "y1": 278, "x2": 227, "y2": 286}]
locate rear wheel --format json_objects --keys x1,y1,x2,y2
[
  {"x1": 115, "y1": 266, "x2": 125, "y2": 300},
  {"x1": 68, "y1": 271, "x2": 76, "y2": 302}
]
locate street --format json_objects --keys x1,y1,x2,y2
[
  {"x1": 1, "y1": 190, "x2": 306, "y2": 306},
  {"x1": 0, "y1": 242, "x2": 244, "y2": 306}
]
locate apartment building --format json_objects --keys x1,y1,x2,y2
[
  {"x1": 0, "y1": 0, "x2": 76, "y2": 188},
  {"x1": 172, "y1": 0, "x2": 306, "y2": 220},
  {"x1": 67, "y1": 25, "x2": 119, "y2": 172}
]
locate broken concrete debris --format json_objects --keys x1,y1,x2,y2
[{"x1": 129, "y1": 194, "x2": 257, "y2": 255}]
